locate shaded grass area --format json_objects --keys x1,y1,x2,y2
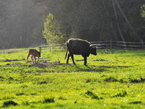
[{"x1": 0, "y1": 49, "x2": 145, "y2": 108}]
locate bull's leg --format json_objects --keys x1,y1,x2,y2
[
  {"x1": 66, "y1": 53, "x2": 70, "y2": 64},
  {"x1": 70, "y1": 54, "x2": 76, "y2": 65},
  {"x1": 26, "y1": 54, "x2": 30, "y2": 63},
  {"x1": 84, "y1": 57, "x2": 87, "y2": 66},
  {"x1": 31, "y1": 56, "x2": 34, "y2": 64}
]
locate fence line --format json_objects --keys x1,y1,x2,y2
[
  {"x1": 40, "y1": 40, "x2": 145, "y2": 50},
  {"x1": 91, "y1": 40, "x2": 145, "y2": 50},
  {"x1": 1, "y1": 40, "x2": 145, "y2": 54},
  {"x1": 40, "y1": 44, "x2": 65, "y2": 51}
]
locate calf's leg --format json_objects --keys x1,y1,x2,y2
[
  {"x1": 37, "y1": 57, "x2": 39, "y2": 63},
  {"x1": 34, "y1": 57, "x2": 36, "y2": 63},
  {"x1": 26, "y1": 54, "x2": 30, "y2": 63},
  {"x1": 31, "y1": 56, "x2": 34, "y2": 63}
]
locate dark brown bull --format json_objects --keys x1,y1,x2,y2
[{"x1": 65, "y1": 38, "x2": 97, "y2": 65}]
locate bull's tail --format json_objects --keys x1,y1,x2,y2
[
  {"x1": 64, "y1": 47, "x2": 68, "y2": 59},
  {"x1": 64, "y1": 42, "x2": 69, "y2": 59}
]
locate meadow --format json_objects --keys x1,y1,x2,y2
[{"x1": 0, "y1": 47, "x2": 145, "y2": 109}]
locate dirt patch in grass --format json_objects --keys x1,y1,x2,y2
[
  {"x1": 8, "y1": 62, "x2": 68, "y2": 68},
  {"x1": 1, "y1": 61, "x2": 130, "y2": 74},
  {"x1": 30, "y1": 63, "x2": 51, "y2": 68},
  {"x1": 99, "y1": 66, "x2": 112, "y2": 68},
  {"x1": 2, "y1": 62, "x2": 69, "y2": 73},
  {"x1": 4, "y1": 50, "x2": 20, "y2": 54},
  {"x1": 2, "y1": 62, "x2": 52, "y2": 68},
  {"x1": 1, "y1": 63, "x2": 23, "y2": 67},
  {"x1": 3, "y1": 59, "x2": 25, "y2": 62}
]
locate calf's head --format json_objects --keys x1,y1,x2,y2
[{"x1": 90, "y1": 44, "x2": 97, "y2": 55}]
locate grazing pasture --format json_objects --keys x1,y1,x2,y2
[{"x1": 0, "y1": 48, "x2": 145, "y2": 109}]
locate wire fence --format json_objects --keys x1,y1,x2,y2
[
  {"x1": 40, "y1": 44, "x2": 65, "y2": 51},
  {"x1": 1, "y1": 40, "x2": 145, "y2": 54},
  {"x1": 91, "y1": 40, "x2": 145, "y2": 50},
  {"x1": 40, "y1": 40, "x2": 145, "y2": 51}
]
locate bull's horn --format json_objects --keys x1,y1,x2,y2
[
  {"x1": 94, "y1": 44, "x2": 98, "y2": 48},
  {"x1": 89, "y1": 44, "x2": 93, "y2": 47}
]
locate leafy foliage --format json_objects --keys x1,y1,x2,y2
[
  {"x1": 43, "y1": 13, "x2": 65, "y2": 44},
  {"x1": 141, "y1": 4, "x2": 145, "y2": 18},
  {"x1": 41, "y1": 0, "x2": 145, "y2": 42},
  {"x1": 0, "y1": 0, "x2": 145, "y2": 48}
]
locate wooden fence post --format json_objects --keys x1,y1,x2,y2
[
  {"x1": 50, "y1": 45, "x2": 51, "y2": 51},
  {"x1": 110, "y1": 39, "x2": 113, "y2": 49},
  {"x1": 2, "y1": 46, "x2": 4, "y2": 54},
  {"x1": 141, "y1": 39, "x2": 144, "y2": 49},
  {"x1": 39, "y1": 46, "x2": 41, "y2": 53}
]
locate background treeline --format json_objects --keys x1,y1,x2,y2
[
  {"x1": 0, "y1": 0, "x2": 145, "y2": 48},
  {"x1": 0, "y1": 0, "x2": 46, "y2": 48}
]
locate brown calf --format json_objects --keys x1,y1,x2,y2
[{"x1": 26, "y1": 49, "x2": 41, "y2": 64}]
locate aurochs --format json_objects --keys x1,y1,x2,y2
[{"x1": 65, "y1": 38, "x2": 97, "y2": 65}]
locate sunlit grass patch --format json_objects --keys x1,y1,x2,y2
[{"x1": 0, "y1": 49, "x2": 145, "y2": 108}]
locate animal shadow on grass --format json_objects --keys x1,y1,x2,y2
[
  {"x1": 2, "y1": 59, "x2": 25, "y2": 62},
  {"x1": 29, "y1": 63, "x2": 48, "y2": 68},
  {"x1": 74, "y1": 65, "x2": 108, "y2": 72}
]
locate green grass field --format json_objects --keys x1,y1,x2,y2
[{"x1": 0, "y1": 48, "x2": 145, "y2": 109}]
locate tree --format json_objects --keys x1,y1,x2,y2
[
  {"x1": 0, "y1": 0, "x2": 46, "y2": 48},
  {"x1": 141, "y1": 4, "x2": 145, "y2": 18},
  {"x1": 39, "y1": 0, "x2": 145, "y2": 42},
  {"x1": 1, "y1": 0, "x2": 145, "y2": 49},
  {"x1": 43, "y1": 13, "x2": 65, "y2": 44}
]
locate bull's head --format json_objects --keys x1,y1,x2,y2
[{"x1": 90, "y1": 44, "x2": 97, "y2": 55}]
